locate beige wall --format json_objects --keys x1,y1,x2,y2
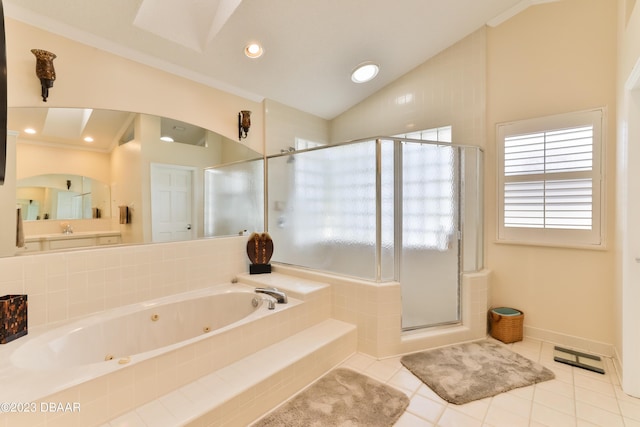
[
  {"x1": 110, "y1": 124, "x2": 144, "y2": 244},
  {"x1": 264, "y1": 99, "x2": 330, "y2": 155},
  {"x1": 16, "y1": 143, "x2": 111, "y2": 182},
  {"x1": 486, "y1": 0, "x2": 617, "y2": 347}
]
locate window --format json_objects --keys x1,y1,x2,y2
[
  {"x1": 294, "y1": 137, "x2": 325, "y2": 150},
  {"x1": 497, "y1": 109, "x2": 604, "y2": 247},
  {"x1": 400, "y1": 126, "x2": 452, "y2": 143}
]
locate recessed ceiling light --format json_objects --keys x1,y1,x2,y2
[
  {"x1": 84, "y1": 136, "x2": 94, "y2": 143},
  {"x1": 351, "y1": 62, "x2": 379, "y2": 83},
  {"x1": 160, "y1": 136, "x2": 174, "y2": 142},
  {"x1": 24, "y1": 128, "x2": 36, "y2": 134},
  {"x1": 244, "y1": 43, "x2": 263, "y2": 59}
]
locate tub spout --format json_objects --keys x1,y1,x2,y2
[{"x1": 255, "y1": 287, "x2": 287, "y2": 304}]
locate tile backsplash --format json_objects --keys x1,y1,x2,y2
[{"x1": 0, "y1": 237, "x2": 248, "y2": 330}]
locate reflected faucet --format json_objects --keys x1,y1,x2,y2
[
  {"x1": 280, "y1": 146, "x2": 296, "y2": 164},
  {"x1": 255, "y1": 287, "x2": 288, "y2": 304},
  {"x1": 61, "y1": 222, "x2": 73, "y2": 234}
]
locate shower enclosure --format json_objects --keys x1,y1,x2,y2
[{"x1": 266, "y1": 138, "x2": 483, "y2": 330}]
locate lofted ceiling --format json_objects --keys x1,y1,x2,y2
[{"x1": 4, "y1": 0, "x2": 540, "y2": 120}]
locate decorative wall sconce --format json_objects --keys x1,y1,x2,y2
[
  {"x1": 66, "y1": 179, "x2": 71, "y2": 190},
  {"x1": 31, "y1": 49, "x2": 56, "y2": 102},
  {"x1": 238, "y1": 110, "x2": 251, "y2": 141}
]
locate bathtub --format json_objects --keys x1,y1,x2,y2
[{"x1": 0, "y1": 282, "x2": 299, "y2": 403}]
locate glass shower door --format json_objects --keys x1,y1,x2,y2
[{"x1": 400, "y1": 142, "x2": 460, "y2": 330}]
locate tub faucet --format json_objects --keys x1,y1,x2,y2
[
  {"x1": 255, "y1": 287, "x2": 287, "y2": 304},
  {"x1": 253, "y1": 296, "x2": 276, "y2": 310}
]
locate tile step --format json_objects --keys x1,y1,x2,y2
[
  {"x1": 105, "y1": 318, "x2": 357, "y2": 427},
  {"x1": 236, "y1": 271, "x2": 331, "y2": 301}
]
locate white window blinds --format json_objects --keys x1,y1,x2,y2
[{"x1": 497, "y1": 109, "x2": 604, "y2": 246}]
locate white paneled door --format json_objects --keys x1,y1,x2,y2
[{"x1": 150, "y1": 164, "x2": 195, "y2": 243}]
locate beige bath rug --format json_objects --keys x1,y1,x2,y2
[
  {"x1": 401, "y1": 340, "x2": 555, "y2": 405},
  {"x1": 253, "y1": 368, "x2": 409, "y2": 426}
]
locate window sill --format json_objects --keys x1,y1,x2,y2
[{"x1": 493, "y1": 239, "x2": 607, "y2": 251}]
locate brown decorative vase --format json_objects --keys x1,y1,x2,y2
[{"x1": 247, "y1": 232, "x2": 273, "y2": 274}]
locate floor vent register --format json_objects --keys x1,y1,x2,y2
[{"x1": 553, "y1": 346, "x2": 605, "y2": 374}]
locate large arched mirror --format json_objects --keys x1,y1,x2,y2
[{"x1": 9, "y1": 107, "x2": 263, "y2": 256}]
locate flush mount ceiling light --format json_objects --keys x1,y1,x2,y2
[
  {"x1": 351, "y1": 61, "x2": 379, "y2": 83},
  {"x1": 83, "y1": 136, "x2": 94, "y2": 143},
  {"x1": 244, "y1": 43, "x2": 263, "y2": 59},
  {"x1": 160, "y1": 136, "x2": 174, "y2": 142},
  {"x1": 24, "y1": 128, "x2": 36, "y2": 134}
]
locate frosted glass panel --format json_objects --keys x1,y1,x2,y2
[
  {"x1": 204, "y1": 159, "x2": 264, "y2": 237},
  {"x1": 400, "y1": 142, "x2": 460, "y2": 329},
  {"x1": 462, "y1": 148, "x2": 484, "y2": 272},
  {"x1": 268, "y1": 141, "x2": 381, "y2": 280}
]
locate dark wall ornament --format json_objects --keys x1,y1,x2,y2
[
  {"x1": 31, "y1": 49, "x2": 56, "y2": 102},
  {"x1": 0, "y1": 0, "x2": 6, "y2": 185},
  {"x1": 247, "y1": 232, "x2": 273, "y2": 274},
  {"x1": 238, "y1": 110, "x2": 251, "y2": 141}
]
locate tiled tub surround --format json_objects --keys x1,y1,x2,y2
[
  {"x1": 4, "y1": 283, "x2": 293, "y2": 402},
  {"x1": 0, "y1": 236, "x2": 244, "y2": 426},
  {"x1": 108, "y1": 319, "x2": 356, "y2": 427},
  {"x1": 0, "y1": 277, "x2": 333, "y2": 427},
  {"x1": 105, "y1": 271, "x2": 348, "y2": 426},
  {"x1": 0, "y1": 236, "x2": 249, "y2": 329}
]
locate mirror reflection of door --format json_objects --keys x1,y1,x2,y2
[
  {"x1": 150, "y1": 164, "x2": 195, "y2": 242},
  {"x1": 56, "y1": 191, "x2": 82, "y2": 219}
]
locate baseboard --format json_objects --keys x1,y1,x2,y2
[
  {"x1": 613, "y1": 345, "x2": 623, "y2": 386},
  {"x1": 524, "y1": 325, "x2": 615, "y2": 357}
]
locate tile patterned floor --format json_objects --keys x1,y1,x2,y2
[{"x1": 339, "y1": 338, "x2": 640, "y2": 427}]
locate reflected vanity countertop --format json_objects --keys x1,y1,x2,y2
[{"x1": 24, "y1": 231, "x2": 121, "y2": 241}]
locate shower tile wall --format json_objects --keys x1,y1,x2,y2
[
  {"x1": 0, "y1": 236, "x2": 248, "y2": 329},
  {"x1": 274, "y1": 265, "x2": 489, "y2": 358},
  {"x1": 331, "y1": 270, "x2": 490, "y2": 357},
  {"x1": 330, "y1": 28, "x2": 486, "y2": 149}
]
